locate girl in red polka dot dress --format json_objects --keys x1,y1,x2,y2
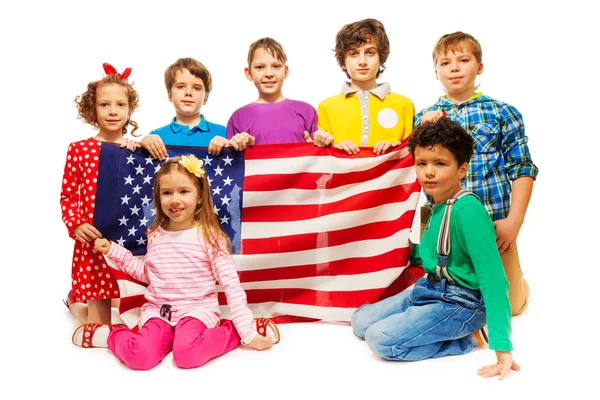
[{"x1": 61, "y1": 63, "x2": 141, "y2": 345}]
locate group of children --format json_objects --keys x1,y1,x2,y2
[{"x1": 60, "y1": 18, "x2": 537, "y2": 379}]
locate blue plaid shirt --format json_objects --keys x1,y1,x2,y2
[{"x1": 415, "y1": 94, "x2": 538, "y2": 221}]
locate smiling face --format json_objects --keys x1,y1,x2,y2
[
  {"x1": 95, "y1": 83, "x2": 130, "y2": 138},
  {"x1": 158, "y1": 170, "x2": 202, "y2": 231},
  {"x1": 435, "y1": 45, "x2": 483, "y2": 103},
  {"x1": 168, "y1": 68, "x2": 207, "y2": 124},
  {"x1": 414, "y1": 144, "x2": 468, "y2": 204},
  {"x1": 344, "y1": 40, "x2": 380, "y2": 90},
  {"x1": 245, "y1": 47, "x2": 288, "y2": 103}
]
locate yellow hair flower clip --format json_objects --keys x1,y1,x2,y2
[{"x1": 179, "y1": 154, "x2": 205, "y2": 178}]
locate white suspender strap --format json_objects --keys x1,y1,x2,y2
[{"x1": 434, "y1": 189, "x2": 478, "y2": 284}]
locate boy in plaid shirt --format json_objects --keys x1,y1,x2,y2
[{"x1": 415, "y1": 32, "x2": 538, "y2": 316}]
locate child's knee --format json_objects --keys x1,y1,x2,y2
[
  {"x1": 172, "y1": 335, "x2": 206, "y2": 369},
  {"x1": 173, "y1": 344, "x2": 209, "y2": 369},
  {"x1": 350, "y1": 305, "x2": 371, "y2": 338},
  {"x1": 120, "y1": 348, "x2": 163, "y2": 371},
  {"x1": 364, "y1": 326, "x2": 401, "y2": 360}
]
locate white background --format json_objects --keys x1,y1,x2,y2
[{"x1": 1, "y1": 0, "x2": 597, "y2": 398}]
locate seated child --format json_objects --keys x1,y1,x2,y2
[
  {"x1": 142, "y1": 57, "x2": 228, "y2": 158},
  {"x1": 314, "y1": 18, "x2": 414, "y2": 155},
  {"x1": 226, "y1": 37, "x2": 318, "y2": 146},
  {"x1": 93, "y1": 155, "x2": 280, "y2": 369},
  {"x1": 351, "y1": 118, "x2": 519, "y2": 380}
]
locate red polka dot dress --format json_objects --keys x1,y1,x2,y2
[{"x1": 60, "y1": 138, "x2": 120, "y2": 302}]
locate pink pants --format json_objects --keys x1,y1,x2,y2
[{"x1": 108, "y1": 317, "x2": 241, "y2": 370}]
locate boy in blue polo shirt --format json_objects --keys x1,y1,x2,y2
[{"x1": 141, "y1": 58, "x2": 228, "y2": 159}]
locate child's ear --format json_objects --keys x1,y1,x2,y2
[
  {"x1": 435, "y1": 69, "x2": 439, "y2": 81},
  {"x1": 284, "y1": 65, "x2": 289, "y2": 79},
  {"x1": 203, "y1": 94, "x2": 208, "y2": 105},
  {"x1": 477, "y1": 62, "x2": 484, "y2": 75},
  {"x1": 167, "y1": 89, "x2": 173, "y2": 103},
  {"x1": 458, "y1": 162, "x2": 468, "y2": 179},
  {"x1": 244, "y1": 67, "x2": 253, "y2": 81}
]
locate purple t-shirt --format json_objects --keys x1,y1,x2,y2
[{"x1": 226, "y1": 99, "x2": 318, "y2": 144}]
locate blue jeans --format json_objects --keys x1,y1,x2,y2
[{"x1": 351, "y1": 277, "x2": 486, "y2": 361}]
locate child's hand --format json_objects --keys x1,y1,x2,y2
[
  {"x1": 421, "y1": 110, "x2": 445, "y2": 125},
  {"x1": 493, "y1": 217, "x2": 522, "y2": 253},
  {"x1": 373, "y1": 140, "x2": 395, "y2": 155},
  {"x1": 478, "y1": 351, "x2": 520, "y2": 380},
  {"x1": 229, "y1": 132, "x2": 255, "y2": 151},
  {"x1": 120, "y1": 139, "x2": 141, "y2": 153},
  {"x1": 73, "y1": 223, "x2": 102, "y2": 244},
  {"x1": 303, "y1": 131, "x2": 313, "y2": 143},
  {"x1": 94, "y1": 238, "x2": 112, "y2": 254},
  {"x1": 208, "y1": 136, "x2": 229, "y2": 155},
  {"x1": 313, "y1": 129, "x2": 334, "y2": 147},
  {"x1": 245, "y1": 334, "x2": 273, "y2": 351},
  {"x1": 141, "y1": 135, "x2": 168, "y2": 160},
  {"x1": 334, "y1": 140, "x2": 360, "y2": 155}
]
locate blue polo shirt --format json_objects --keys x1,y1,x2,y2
[{"x1": 150, "y1": 115, "x2": 226, "y2": 146}]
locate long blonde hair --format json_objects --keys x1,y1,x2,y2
[{"x1": 148, "y1": 156, "x2": 231, "y2": 255}]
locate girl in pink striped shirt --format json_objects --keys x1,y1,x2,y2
[{"x1": 94, "y1": 154, "x2": 279, "y2": 370}]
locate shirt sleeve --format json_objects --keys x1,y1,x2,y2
[
  {"x1": 210, "y1": 242, "x2": 257, "y2": 344},
  {"x1": 105, "y1": 242, "x2": 150, "y2": 284},
  {"x1": 400, "y1": 100, "x2": 416, "y2": 141},
  {"x1": 226, "y1": 112, "x2": 238, "y2": 139},
  {"x1": 317, "y1": 101, "x2": 332, "y2": 135},
  {"x1": 307, "y1": 104, "x2": 319, "y2": 136},
  {"x1": 500, "y1": 103, "x2": 539, "y2": 181},
  {"x1": 60, "y1": 143, "x2": 84, "y2": 239},
  {"x1": 453, "y1": 204, "x2": 513, "y2": 352}
]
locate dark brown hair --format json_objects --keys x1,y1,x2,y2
[{"x1": 334, "y1": 18, "x2": 390, "y2": 79}]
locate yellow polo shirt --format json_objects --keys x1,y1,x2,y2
[{"x1": 317, "y1": 82, "x2": 415, "y2": 146}]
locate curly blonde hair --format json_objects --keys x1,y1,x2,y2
[{"x1": 74, "y1": 75, "x2": 140, "y2": 136}]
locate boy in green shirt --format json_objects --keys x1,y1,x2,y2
[{"x1": 351, "y1": 118, "x2": 519, "y2": 380}]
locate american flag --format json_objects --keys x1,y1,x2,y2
[{"x1": 93, "y1": 143, "x2": 423, "y2": 327}]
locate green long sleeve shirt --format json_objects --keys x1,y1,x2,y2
[{"x1": 420, "y1": 195, "x2": 513, "y2": 351}]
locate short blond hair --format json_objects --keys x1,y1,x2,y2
[
  {"x1": 432, "y1": 32, "x2": 482, "y2": 66},
  {"x1": 247, "y1": 37, "x2": 287, "y2": 68}
]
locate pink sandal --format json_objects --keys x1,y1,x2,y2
[{"x1": 255, "y1": 318, "x2": 280, "y2": 344}]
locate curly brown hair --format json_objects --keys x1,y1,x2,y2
[
  {"x1": 74, "y1": 75, "x2": 140, "y2": 136},
  {"x1": 334, "y1": 18, "x2": 390, "y2": 79},
  {"x1": 148, "y1": 156, "x2": 232, "y2": 256}
]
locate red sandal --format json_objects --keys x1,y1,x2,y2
[
  {"x1": 72, "y1": 323, "x2": 126, "y2": 348},
  {"x1": 255, "y1": 318, "x2": 280, "y2": 344}
]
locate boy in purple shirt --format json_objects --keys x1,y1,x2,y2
[{"x1": 226, "y1": 37, "x2": 318, "y2": 147}]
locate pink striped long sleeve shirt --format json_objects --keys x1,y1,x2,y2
[{"x1": 105, "y1": 227, "x2": 258, "y2": 344}]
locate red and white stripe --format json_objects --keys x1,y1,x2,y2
[{"x1": 116, "y1": 144, "x2": 421, "y2": 327}]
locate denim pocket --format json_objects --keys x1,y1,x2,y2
[
  {"x1": 454, "y1": 308, "x2": 485, "y2": 339},
  {"x1": 469, "y1": 123, "x2": 499, "y2": 154}
]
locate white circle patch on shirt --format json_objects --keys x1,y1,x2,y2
[{"x1": 377, "y1": 108, "x2": 399, "y2": 129}]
